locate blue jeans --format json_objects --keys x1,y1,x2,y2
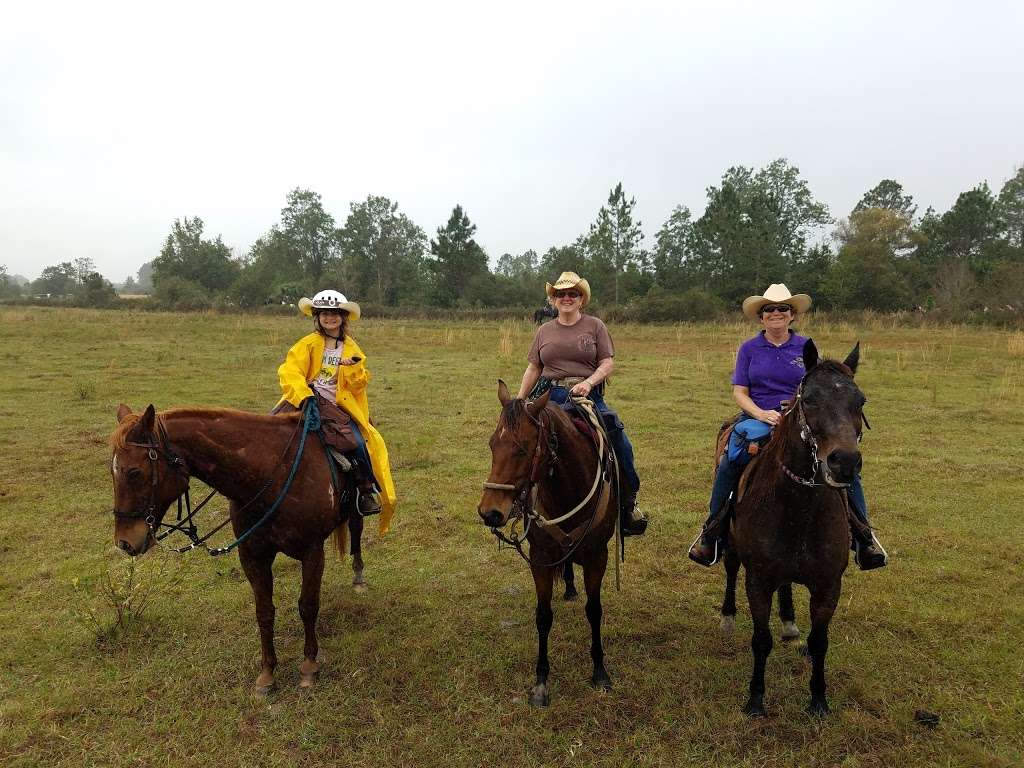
[
  {"x1": 548, "y1": 386, "x2": 640, "y2": 493},
  {"x1": 705, "y1": 445, "x2": 870, "y2": 527}
]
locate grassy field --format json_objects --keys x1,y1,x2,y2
[{"x1": 1, "y1": 307, "x2": 1022, "y2": 768}]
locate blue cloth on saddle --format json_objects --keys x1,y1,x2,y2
[{"x1": 727, "y1": 418, "x2": 773, "y2": 464}]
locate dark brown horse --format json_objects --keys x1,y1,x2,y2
[
  {"x1": 721, "y1": 340, "x2": 866, "y2": 717},
  {"x1": 109, "y1": 404, "x2": 362, "y2": 695},
  {"x1": 478, "y1": 381, "x2": 618, "y2": 706}
]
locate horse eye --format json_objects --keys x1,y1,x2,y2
[{"x1": 127, "y1": 468, "x2": 144, "y2": 483}]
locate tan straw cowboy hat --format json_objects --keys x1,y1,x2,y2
[
  {"x1": 545, "y1": 271, "x2": 592, "y2": 308},
  {"x1": 741, "y1": 283, "x2": 812, "y2": 321}
]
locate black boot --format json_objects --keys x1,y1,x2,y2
[
  {"x1": 688, "y1": 501, "x2": 730, "y2": 567},
  {"x1": 357, "y1": 484, "x2": 382, "y2": 516},
  {"x1": 853, "y1": 527, "x2": 888, "y2": 570},
  {"x1": 620, "y1": 490, "x2": 647, "y2": 537}
]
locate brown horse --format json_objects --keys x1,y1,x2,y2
[
  {"x1": 478, "y1": 381, "x2": 618, "y2": 707},
  {"x1": 721, "y1": 340, "x2": 867, "y2": 717},
  {"x1": 109, "y1": 404, "x2": 361, "y2": 695}
]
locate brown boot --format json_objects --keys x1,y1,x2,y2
[
  {"x1": 853, "y1": 528, "x2": 888, "y2": 570},
  {"x1": 688, "y1": 502, "x2": 730, "y2": 567}
]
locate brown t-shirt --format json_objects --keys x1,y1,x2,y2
[{"x1": 527, "y1": 315, "x2": 615, "y2": 379}]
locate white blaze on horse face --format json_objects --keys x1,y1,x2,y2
[{"x1": 112, "y1": 454, "x2": 120, "y2": 478}]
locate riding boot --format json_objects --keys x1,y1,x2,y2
[
  {"x1": 848, "y1": 508, "x2": 887, "y2": 570},
  {"x1": 619, "y1": 489, "x2": 648, "y2": 537},
  {"x1": 688, "y1": 499, "x2": 730, "y2": 567}
]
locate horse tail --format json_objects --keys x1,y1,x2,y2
[{"x1": 331, "y1": 523, "x2": 349, "y2": 560}]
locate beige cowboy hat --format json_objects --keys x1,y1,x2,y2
[
  {"x1": 741, "y1": 283, "x2": 812, "y2": 321},
  {"x1": 545, "y1": 271, "x2": 592, "y2": 308},
  {"x1": 298, "y1": 289, "x2": 361, "y2": 321}
]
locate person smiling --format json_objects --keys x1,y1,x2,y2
[
  {"x1": 688, "y1": 284, "x2": 887, "y2": 570},
  {"x1": 516, "y1": 271, "x2": 647, "y2": 536}
]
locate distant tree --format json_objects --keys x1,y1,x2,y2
[
  {"x1": 153, "y1": 217, "x2": 239, "y2": 292},
  {"x1": 853, "y1": 179, "x2": 917, "y2": 219},
  {"x1": 494, "y1": 249, "x2": 541, "y2": 306},
  {"x1": 539, "y1": 244, "x2": 584, "y2": 280},
  {"x1": 121, "y1": 275, "x2": 138, "y2": 293},
  {"x1": 233, "y1": 229, "x2": 296, "y2": 307},
  {"x1": 79, "y1": 272, "x2": 118, "y2": 307},
  {"x1": 427, "y1": 205, "x2": 490, "y2": 307},
  {"x1": 823, "y1": 208, "x2": 923, "y2": 310},
  {"x1": 0, "y1": 265, "x2": 20, "y2": 298},
  {"x1": 788, "y1": 241, "x2": 835, "y2": 305},
  {"x1": 136, "y1": 261, "x2": 154, "y2": 292},
  {"x1": 578, "y1": 182, "x2": 646, "y2": 304},
  {"x1": 338, "y1": 195, "x2": 427, "y2": 305},
  {"x1": 279, "y1": 188, "x2": 341, "y2": 284},
  {"x1": 72, "y1": 257, "x2": 97, "y2": 285},
  {"x1": 652, "y1": 205, "x2": 695, "y2": 291},
  {"x1": 32, "y1": 262, "x2": 78, "y2": 296},
  {"x1": 997, "y1": 165, "x2": 1024, "y2": 251},
  {"x1": 937, "y1": 183, "x2": 1002, "y2": 275}
]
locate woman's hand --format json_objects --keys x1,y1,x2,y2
[
  {"x1": 758, "y1": 408, "x2": 781, "y2": 427},
  {"x1": 339, "y1": 357, "x2": 359, "y2": 366},
  {"x1": 570, "y1": 380, "x2": 593, "y2": 397}
]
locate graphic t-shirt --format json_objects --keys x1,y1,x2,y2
[
  {"x1": 312, "y1": 344, "x2": 344, "y2": 401},
  {"x1": 527, "y1": 315, "x2": 615, "y2": 379},
  {"x1": 732, "y1": 331, "x2": 808, "y2": 411}
]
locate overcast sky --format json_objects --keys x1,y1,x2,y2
[{"x1": 2, "y1": 0, "x2": 1022, "y2": 282}]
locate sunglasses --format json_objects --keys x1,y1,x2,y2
[
  {"x1": 760, "y1": 304, "x2": 793, "y2": 315},
  {"x1": 553, "y1": 290, "x2": 581, "y2": 299}
]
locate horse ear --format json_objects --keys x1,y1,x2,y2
[
  {"x1": 132, "y1": 404, "x2": 156, "y2": 436},
  {"x1": 116, "y1": 404, "x2": 133, "y2": 423},
  {"x1": 803, "y1": 338, "x2": 819, "y2": 371},
  {"x1": 843, "y1": 342, "x2": 860, "y2": 375},
  {"x1": 526, "y1": 390, "x2": 550, "y2": 418},
  {"x1": 497, "y1": 379, "x2": 511, "y2": 406}
]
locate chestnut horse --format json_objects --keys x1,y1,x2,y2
[
  {"x1": 721, "y1": 340, "x2": 867, "y2": 717},
  {"x1": 478, "y1": 381, "x2": 618, "y2": 706},
  {"x1": 109, "y1": 404, "x2": 361, "y2": 695}
]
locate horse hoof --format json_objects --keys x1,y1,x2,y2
[
  {"x1": 798, "y1": 643, "x2": 811, "y2": 658},
  {"x1": 353, "y1": 582, "x2": 368, "y2": 595},
  {"x1": 563, "y1": 589, "x2": 579, "y2": 602},
  {"x1": 781, "y1": 621, "x2": 800, "y2": 641},
  {"x1": 298, "y1": 660, "x2": 320, "y2": 689},
  {"x1": 807, "y1": 699, "x2": 831, "y2": 717},
  {"x1": 528, "y1": 685, "x2": 550, "y2": 707},
  {"x1": 720, "y1": 615, "x2": 736, "y2": 636},
  {"x1": 590, "y1": 674, "x2": 612, "y2": 692},
  {"x1": 253, "y1": 682, "x2": 275, "y2": 699},
  {"x1": 743, "y1": 699, "x2": 767, "y2": 718}
]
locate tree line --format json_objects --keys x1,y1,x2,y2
[{"x1": 4, "y1": 158, "x2": 1022, "y2": 320}]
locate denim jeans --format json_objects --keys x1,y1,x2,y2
[
  {"x1": 547, "y1": 386, "x2": 640, "y2": 493},
  {"x1": 704, "y1": 443, "x2": 870, "y2": 527}
]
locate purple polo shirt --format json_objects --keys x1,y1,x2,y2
[{"x1": 732, "y1": 331, "x2": 808, "y2": 411}]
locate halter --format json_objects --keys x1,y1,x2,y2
[
  {"x1": 482, "y1": 399, "x2": 610, "y2": 568},
  {"x1": 779, "y1": 374, "x2": 868, "y2": 489}
]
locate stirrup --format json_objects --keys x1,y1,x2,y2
[
  {"x1": 854, "y1": 531, "x2": 888, "y2": 570},
  {"x1": 356, "y1": 487, "x2": 382, "y2": 517},
  {"x1": 688, "y1": 530, "x2": 722, "y2": 567}
]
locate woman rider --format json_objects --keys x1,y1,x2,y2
[
  {"x1": 274, "y1": 289, "x2": 397, "y2": 533},
  {"x1": 687, "y1": 283, "x2": 887, "y2": 570},
  {"x1": 516, "y1": 271, "x2": 647, "y2": 536}
]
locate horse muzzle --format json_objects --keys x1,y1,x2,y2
[
  {"x1": 478, "y1": 507, "x2": 508, "y2": 528},
  {"x1": 114, "y1": 519, "x2": 154, "y2": 556},
  {"x1": 825, "y1": 448, "x2": 861, "y2": 487}
]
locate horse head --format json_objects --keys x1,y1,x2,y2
[
  {"x1": 797, "y1": 340, "x2": 866, "y2": 487},
  {"x1": 477, "y1": 380, "x2": 551, "y2": 528},
  {"x1": 110, "y1": 404, "x2": 189, "y2": 556}
]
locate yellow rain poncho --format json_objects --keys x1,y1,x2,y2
[{"x1": 275, "y1": 332, "x2": 397, "y2": 533}]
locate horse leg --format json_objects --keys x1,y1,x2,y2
[
  {"x1": 720, "y1": 548, "x2": 740, "y2": 637},
  {"x1": 806, "y1": 585, "x2": 840, "y2": 716},
  {"x1": 348, "y1": 508, "x2": 367, "y2": 594},
  {"x1": 528, "y1": 565, "x2": 556, "y2": 707},
  {"x1": 582, "y1": 549, "x2": 612, "y2": 691},
  {"x1": 239, "y1": 546, "x2": 277, "y2": 696},
  {"x1": 778, "y1": 583, "x2": 800, "y2": 641},
  {"x1": 562, "y1": 561, "x2": 578, "y2": 601},
  {"x1": 743, "y1": 575, "x2": 774, "y2": 717},
  {"x1": 297, "y1": 544, "x2": 326, "y2": 689}
]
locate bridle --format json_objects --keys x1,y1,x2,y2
[
  {"x1": 482, "y1": 401, "x2": 610, "y2": 567},
  {"x1": 780, "y1": 374, "x2": 869, "y2": 489}
]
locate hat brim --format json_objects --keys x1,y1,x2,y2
[
  {"x1": 545, "y1": 278, "x2": 591, "y2": 307},
  {"x1": 742, "y1": 294, "x2": 811, "y2": 321},
  {"x1": 299, "y1": 297, "x2": 361, "y2": 321}
]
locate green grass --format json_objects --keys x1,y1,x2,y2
[{"x1": 1, "y1": 307, "x2": 1022, "y2": 767}]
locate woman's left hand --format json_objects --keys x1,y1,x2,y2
[
  {"x1": 340, "y1": 357, "x2": 358, "y2": 366},
  {"x1": 570, "y1": 380, "x2": 593, "y2": 397}
]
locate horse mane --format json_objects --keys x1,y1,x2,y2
[
  {"x1": 741, "y1": 358, "x2": 852, "y2": 505},
  {"x1": 110, "y1": 407, "x2": 300, "y2": 449},
  {"x1": 501, "y1": 399, "x2": 530, "y2": 431}
]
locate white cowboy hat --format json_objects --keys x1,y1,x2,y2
[
  {"x1": 544, "y1": 271, "x2": 592, "y2": 308},
  {"x1": 741, "y1": 283, "x2": 812, "y2": 321},
  {"x1": 298, "y1": 289, "x2": 361, "y2": 321}
]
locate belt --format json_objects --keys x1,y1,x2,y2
[{"x1": 551, "y1": 377, "x2": 604, "y2": 395}]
